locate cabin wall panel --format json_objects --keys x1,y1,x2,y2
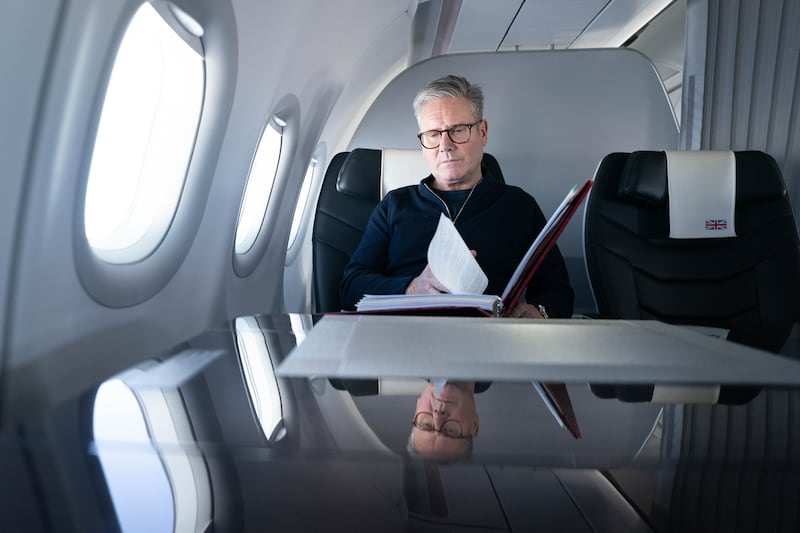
[
  {"x1": 0, "y1": 1, "x2": 64, "y2": 398},
  {"x1": 2, "y1": 0, "x2": 240, "y2": 423},
  {"x1": 689, "y1": 0, "x2": 800, "y2": 219},
  {"x1": 224, "y1": 0, "x2": 414, "y2": 314},
  {"x1": 1, "y1": 0, "x2": 422, "y2": 421}
]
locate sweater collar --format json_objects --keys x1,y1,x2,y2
[{"x1": 419, "y1": 164, "x2": 504, "y2": 217}]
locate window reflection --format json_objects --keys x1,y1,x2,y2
[
  {"x1": 235, "y1": 316, "x2": 285, "y2": 441},
  {"x1": 288, "y1": 313, "x2": 312, "y2": 347},
  {"x1": 93, "y1": 367, "x2": 212, "y2": 532}
]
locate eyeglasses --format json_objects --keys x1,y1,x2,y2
[
  {"x1": 412, "y1": 412, "x2": 466, "y2": 439},
  {"x1": 417, "y1": 121, "x2": 481, "y2": 149}
]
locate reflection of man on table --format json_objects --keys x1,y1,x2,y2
[
  {"x1": 340, "y1": 74, "x2": 573, "y2": 318},
  {"x1": 408, "y1": 381, "x2": 481, "y2": 461}
]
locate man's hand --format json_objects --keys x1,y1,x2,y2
[
  {"x1": 507, "y1": 302, "x2": 545, "y2": 319},
  {"x1": 406, "y1": 264, "x2": 450, "y2": 294}
]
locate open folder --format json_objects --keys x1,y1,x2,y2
[{"x1": 355, "y1": 179, "x2": 593, "y2": 317}]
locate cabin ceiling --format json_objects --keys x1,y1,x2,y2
[{"x1": 419, "y1": 0, "x2": 677, "y2": 54}]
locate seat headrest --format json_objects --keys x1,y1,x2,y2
[
  {"x1": 619, "y1": 150, "x2": 787, "y2": 206},
  {"x1": 339, "y1": 148, "x2": 509, "y2": 202},
  {"x1": 619, "y1": 150, "x2": 739, "y2": 238},
  {"x1": 380, "y1": 149, "x2": 430, "y2": 198},
  {"x1": 619, "y1": 151, "x2": 668, "y2": 205},
  {"x1": 337, "y1": 148, "x2": 381, "y2": 200},
  {"x1": 732, "y1": 150, "x2": 787, "y2": 204},
  {"x1": 665, "y1": 150, "x2": 737, "y2": 238}
]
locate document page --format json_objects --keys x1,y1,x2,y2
[{"x1": 427, "y1": 214, "x2": 488, "y2": 294}]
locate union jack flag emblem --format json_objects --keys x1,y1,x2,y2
[{"x1": 705, "y1": 219, "x2": 727, "y2": 230}]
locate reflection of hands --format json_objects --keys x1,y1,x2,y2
[
  {"x1": 406, "y1": 264, "x2": 450, "y2": 294},
  {"x1": 507, "y1": 302, "x2": 545, "y2": 319}
]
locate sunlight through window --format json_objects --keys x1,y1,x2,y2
[
  {"x1": 234, "y1": 119, "x2": 284, "y2": 255},
  {"x1": 288, "y1": 158, "x2": 316, "y2": 249},
  {"x1": 84, "y1": 2, "x2": 204, "y2": 263}
]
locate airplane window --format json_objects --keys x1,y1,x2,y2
[
  {"x1": 83, "y1": 2, "x2": 204, "y2": 264},
  {"x1": 287, "y1": 157, "x2": 317, "y2": 250},
  {"x1": 235, "y1": 118, "x2": 284, "y2": 255},
  {"x1": 235, "y1": 316, "x2": 285, "y2": 442}
]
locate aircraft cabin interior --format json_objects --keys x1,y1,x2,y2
[{"x1": 1, "y1": 0, "x2": 799, "y2": 531}]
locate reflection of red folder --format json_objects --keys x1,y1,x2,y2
[
  {"x1": 355, "y1": 180, "x2": 593, "y2": 316},
  {"x1": 533, "y1": 382, "x2": 582, "y2": 439}
]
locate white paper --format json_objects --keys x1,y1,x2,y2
[
  {"x1": 433, "y1": 378, "x2": 448, "y2": 396},
  {"x1": 427, "y1": 214, "x2": 488, "y2": 294}
]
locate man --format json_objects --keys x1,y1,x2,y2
[
  {"x1": 408, "y1": 380, "x2": 480, "y2": 461},
  {"x1": 340, "y1": 75, "x2": 573, "y2": 317}
]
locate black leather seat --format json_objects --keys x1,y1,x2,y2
[
  {"x1": 583, "y1": 150, "x2": 800, "y2": 403},
  {"x1": 311, "y1": 149, "x2": 505, "y2": 312},
  {"x1": 584, "y1": 150, "x2": 800, "y2": 326},
  {"x1": 312, "y1": 149, "x2": 380, "y2": 313}
]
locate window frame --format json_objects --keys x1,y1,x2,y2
[
  {"x1": 82, "y1": 1, "x2": 205, "y2": 265},
  {"x1": 285, "y1": 143, "x2": 326, "y2": 264},
  {"x1": 232, "y1": 94, "x2": 300, "y2": 278},
  {"x1": 74, "y1": 0, "x2": 238, "y2": 308}
]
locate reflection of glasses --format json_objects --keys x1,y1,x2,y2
[
  {"x1": 417, "y1": 121, "x2": 481, "y2": 149},
  {"x1": 412, "y1": 412, "x2": 466, "y2": 439}
]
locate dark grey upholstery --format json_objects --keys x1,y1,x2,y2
[
  {"x1": 311, "y1": 149, "x2": 505, "y2": 312},
  {"x1": 584, "y1": 150, "x2": 800, "y2": 326},
  {"x1": 311, "y1": 149, "x2": 380, "y2": 313},
  {"x1": 584, "y1": 150, "x2": 800, "y2": 404}
]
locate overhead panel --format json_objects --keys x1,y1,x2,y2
[
  {"x1": 448, "y1": 0, "x2": 523, "y2": 52},
  {"x1": 502, "y1": 0, "x2": 609, "y2": 50},
  {"x1": 570, "y1": 0, "x2": 676, "y2": 48}
]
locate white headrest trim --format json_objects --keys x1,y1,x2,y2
[
  {"x1": 380, "y1": 149, "x2": 430, "y2": 198},
  {"x1": 666, "y1": 150, "x2": 737, "y2": 239},
  {"x1": 651, "y1": 385, "x2": 721, "y2": 404}
]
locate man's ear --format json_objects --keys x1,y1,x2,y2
[
  {"x1": 480, "y1": 119, "x2": 488, "y2": 144},
  {"x1": 471, "y1": 418, "x2": 480, "y2": 437}
]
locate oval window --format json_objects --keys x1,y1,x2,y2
[
  {"x1": 234, "y1": 118, "x2": 284, "y2": 255},
  {"x1": 84, "y1": 2, "x2": 204, "y2": 264}
]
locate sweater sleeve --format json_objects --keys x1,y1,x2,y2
[
  {"x1": 525, "y1": 243, "x2": 574, "y2": 318},
  {"x1": 339, "y1": 201, "x2": 416, "y2": 310}
]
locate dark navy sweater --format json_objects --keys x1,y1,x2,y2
[{"x1": 340, "y1": 173, "x2": 574, "y2": 317}]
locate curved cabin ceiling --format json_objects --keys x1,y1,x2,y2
[{"x1": 413, "y1": 0, "x2": 678, "y2": 56}]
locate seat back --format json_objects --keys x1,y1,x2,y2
[
  {"x1": 585, "y1": 150, "x2": 800, "y2": 404},
  {"x1": 312, "y1": 149, "x2": 381, "y2": 312},
  {"x1": 312, "y1": 149, "x2": 505, "y2": 312},
  {"x1": 584, "y1": 150, "x2": 800, "y2": 327}
]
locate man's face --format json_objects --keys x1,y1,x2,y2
[
  {"x1": 417, "y1": 97, "x2": 487, "y2": 191},
  {"x1": 411, "y1": 381, "x2": 479, "y2": 459}
]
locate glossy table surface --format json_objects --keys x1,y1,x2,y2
[{"x1": 1, "y1": 314, "x2": 798, "y2": 533}]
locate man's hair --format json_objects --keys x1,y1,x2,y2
[{"x1": 412, "y1": 75, "x2": 484, "y2": 123}]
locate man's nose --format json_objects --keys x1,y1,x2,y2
[
  {"x1": 438, "y1": 131, "x2": 455, "y2": 151},
  {"x1": 432, "y1": 398, "x2": 450, "y2": 417},
  {"x1": 432, "y1": 408, "x2": 449, "y2": 428}
]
